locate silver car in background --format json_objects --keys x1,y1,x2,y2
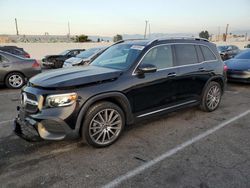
[
  {"x1": 63, "y1": 47, "x2": 106, "y2": 68},
  {"x1": 0, "y1": 51, "x2": 41, "y2": 89}
]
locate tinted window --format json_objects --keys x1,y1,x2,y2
[
  {"x1": 195, "y1": 45, "x2": 204, "y2": 62},
  {"x1": 175, "y1": 44, "x2": 198, "y2": 65},
  {"x1": 91, "y1": 43, "x2": 142, "y2": 70},
  {"x1": 69, "y1": 50, "x2": 79, "y2": 56},
  {"x1": 0, "y1": 55, "x2": 9, "y2": 63},
  {"x1": 77, "y1": 48, "x2": 101, "y2": 58},
  {"x1": 200, "y1": 46, "x2": 216, "y2": 61},
  {"x1": 59, "y1": 50, "x2": 70, "y2": 55},
  {"x1": 141, "y1": 45, "x2": 173, "y2": 69}
]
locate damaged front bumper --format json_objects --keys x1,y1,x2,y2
[{"x1": 14, "y1": 107, "x2": 79, "y2": 142}]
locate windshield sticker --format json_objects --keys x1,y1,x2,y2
[{"x1": 130, "y1": 45, "x2": 145, "y2": 50}]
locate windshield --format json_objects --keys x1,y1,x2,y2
[
  {"x1": 59, "y1": 50, "x2": 70, "y2": 55},
  {"x1": 76, "y1": 48, "x2": 101, "y2": 59},
  {"x1": 217, "y1": 46, "x2": 228, "y2": 52},
  {"x1": 91, "y1": 43, "x2": 143, "y2": 70},
  {"x1": 234, "y1": 50, "x2": 250, "y2": 59}
]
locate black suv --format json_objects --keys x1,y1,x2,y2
[{"x1": 14, "y1": 38, "x2": 225, "y2": 147}]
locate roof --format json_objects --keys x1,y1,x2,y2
[{"x1": 116, "y1": 37, "x2": 210, "y2": 47}]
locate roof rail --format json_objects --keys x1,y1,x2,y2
[
  {"x1": 113, "y1": 38, "x2": 148, "y2": 45},
  {"x1": 148, "y1": 37, "x2": 209, "y2": 45}
]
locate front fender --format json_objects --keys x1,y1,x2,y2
[{"x1": 74, "y1": 92, "x2": 134, "y2": 134}]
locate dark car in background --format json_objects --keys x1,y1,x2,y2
[
  {"x1": 224, "y1": 50, "x2": 250, "y2": 83},
  {"x1": 217, "y1": 45, "x2": 240, "y2": 60},
  {"x1": 42, "y1": 49, "x2": 85, "y2": 68},
  {"x1": 0, "y1": 46, "x2": 30, "y2": 58},
  {"x1": 63, "y1": 47, "x2": 106, "y2": 68},
  {"x1": 0, "y1": 51, "x2": 41, "y2": 89},
  {"x1": 244, "y1": 44, "x2": 250, "y2": 48},
  {"x1": 14, "y1": 38, "x2": 225, "y2": 148}
]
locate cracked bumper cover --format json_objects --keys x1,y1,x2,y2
[{"x1": 14, "y1": 107, "x2": 78, "y2": 142}]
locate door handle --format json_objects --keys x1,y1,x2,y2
[
  {"x1": 167, "y1": 72, "x2": 176, "y2": 77},
  {"x1": 2, "y1": 64, "x2": 10, "y2": 68},
  {"x1": 199, "y1": 67, "x2": 206, "y2": 71}
]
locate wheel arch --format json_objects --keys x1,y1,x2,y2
[
  {"x1": 202, "y1": 75, "x2": 225, "y2": 95},
  {"x1": 75, "y1": 92, "x2": 134, "y2": 135}
]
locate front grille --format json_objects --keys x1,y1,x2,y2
[
  {"x1": 26, "y1": 92, "x2": 37, "y2": 101},
  {"x1": 21, "y1": 92, "x2": 38, "y2": 113}
]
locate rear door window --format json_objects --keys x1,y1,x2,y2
[
  {"x1": 175, "y1": 44, "x2": 199, "y2": 66},
  {"x1": 200, "y1": 46, "x2": 216, "y2": 61},
  {"x1": 141, "y1": 45, "x2": 173, "y2": 69},
  {"x1": 195, "y1": 45, "x2": 204, "y2": 62}
]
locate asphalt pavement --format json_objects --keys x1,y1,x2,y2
[{"x1": 0, "y1": 83, "x2": 250, "y2": 188}]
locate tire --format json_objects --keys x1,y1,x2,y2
[
  {"x1": 200, "y1": 81, "x2": 222, "y2": 112},
  {"x1": 81, "y1": 102, "x2": 125, "y2": 148},
  {"x1": 5, "y1": 72, "x2": 25, "y2": 89}
]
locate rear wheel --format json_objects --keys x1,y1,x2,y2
[
  {"x1": 81, "y1": 102, "x2": 125, "y2": 147},
  {"x1": 200, "y1": 81, "x2": 222, "y2": 112},
  {"x1": 5, "y1": 72, "x2": 25, "y2": 89}
]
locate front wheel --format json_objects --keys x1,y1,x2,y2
[
  {"x1": 81, "y1": 102, "x2": 125, "y2": 147},
  {"x1": 200, "y1": 81, "x2": 222, "y2": 112}
]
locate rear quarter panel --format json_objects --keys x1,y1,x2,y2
[{"x1": 2, "y1": 60, "x2": 41, "y2": 80}]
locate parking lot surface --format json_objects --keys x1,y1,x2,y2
[{"x1": 0, "y1": 83, "x2": 250, "y2": 188}]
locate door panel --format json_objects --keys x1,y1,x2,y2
[
  {"x1": 130, "y1": 67, "x2": 180, "y2": 114},
  {"x1": 128, "y1": 44, "x2": 182, "y2": 115},
  {"x1": 173, "y1": 44, "x2": 209, "y2": 101}
]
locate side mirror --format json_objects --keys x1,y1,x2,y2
[{"x1": 137, "y1": 64, "x2": 157, "y2": 75}]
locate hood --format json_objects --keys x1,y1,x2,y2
[
  {"x1": 29, "y1": 66, "x2": 122, "y2": 89},
  {"x1": 225, "y1": 59, "x2": 250, "y2": 71},
  {"x1": 65, "y1": 57, "x2": 88, "y2": 65}
]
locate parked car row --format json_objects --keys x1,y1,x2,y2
[
  {"x1": 42, "y1": 49, "x2": 85, "y2": 68},
  {"x1": 1, "y1": 42, "x2": 250, "y2": 89},
  {"x1": 63, "y1": 47, "x2": 106, "y2": 68}
]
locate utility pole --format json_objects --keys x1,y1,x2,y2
[
  {"x1": 144, "y1": 20, "x2": 148, "y2": 39},
  {"x1": 67, "y1": 21, "x2": 71, "y2": 38},
  {"x1": 225, "y1": 24, "x2": 229, "y2": 42},
  {"x1": 15, "y1": 18, "x2": 19, "y2": 36},
  {"x1": 148, "y1": 23, "x2": 151, "y2": 39},
  {"x1": 217, "y1": 26, "x2": 220, "y2": 41}
]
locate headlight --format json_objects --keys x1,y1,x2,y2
[{"x1": 46, "y1": 93, "x2": 77, "y2": 107}]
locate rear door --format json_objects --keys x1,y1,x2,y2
[
  {"x1": 0, "y1": 54, "x2": 11, "y2": 82},
  {"x1": 173, "y1": 44, "x2": 209, "y2": 101}
]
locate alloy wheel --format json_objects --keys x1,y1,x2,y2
[
  {"x1": 89, "y1": 109, "x2": 122, "y2": 145},
  {"x1": 206, "y1": 85, "x2": 221, "y2": 110},
  {"x1": 8, "y1": 74, "x2": 24, "y2": 88}
]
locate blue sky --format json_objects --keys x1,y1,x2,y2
[{"x1": 0, "y1": 0, "x2": 249, "y2": 36}]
